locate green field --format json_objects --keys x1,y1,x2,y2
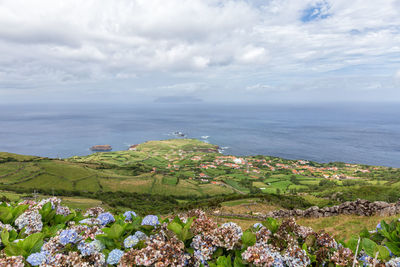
[{"x1": 1, "y1": 138, "x2": 400, "y2": 214}]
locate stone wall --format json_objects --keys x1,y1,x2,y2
[{"x1": 213, "y1": 199, "x2": 400, "y2": 220}]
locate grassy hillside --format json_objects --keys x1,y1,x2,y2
[{"x1": 1, "y1": 138, "x2": 400, "y2": 214}]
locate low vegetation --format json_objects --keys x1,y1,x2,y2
[{"x1": 0, "y1": 197, "x2": 400, "y2": 266}]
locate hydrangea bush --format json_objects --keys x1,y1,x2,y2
[{"x1": 0, "y1": 198, "x2": 399, "y2": 266}]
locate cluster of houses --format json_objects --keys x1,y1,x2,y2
[{"x1": 152, "y1": 146, "x2": 374, "y2": 184}]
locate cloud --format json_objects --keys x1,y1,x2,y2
[
  {"x1": 395, "y1": 70, "x2": 400, "y2": 84},
  {"x1": 245, "y1": 84, "x2": 287, "y2": 92},
  {"x1": 0, "y1": 0, "x2": 399, "y2": 102}
]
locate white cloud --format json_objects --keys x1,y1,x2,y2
[
  {"x1": 245, "y1": 84, "x2": 287, "y2": 92},
  {"x1": 395, "y1": 70, "x2": 400, "y2": 79},
  {"x1": 0, "y1": 0, "x2": 399, "y2": 102}
]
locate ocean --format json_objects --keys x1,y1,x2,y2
[{"x1": 1, "y1": 102, "x2": 400, "y2": 167}]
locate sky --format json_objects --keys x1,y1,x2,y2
[{"x1": 0, "y1": 0, "x2": 400, "y2": 103}]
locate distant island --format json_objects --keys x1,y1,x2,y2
[{"x1": 154, "y1": 95, "x2": 203, "y2": 103}]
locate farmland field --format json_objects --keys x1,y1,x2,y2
[{"x1": 0, "y1": 138, "x2": 400, "y2": 215}]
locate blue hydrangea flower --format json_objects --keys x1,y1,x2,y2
[
  {"x1": 253, "y1": 223, "x2": 263, "y2": 229},
  {"x1": 59, "y1": 229, "x2": 80, "y2": 245},
  {"x1": 107, "y1": 249, "x2": 124, "y2": 265},
  {"x1": 141, "y1": 215, "x2": 159, "y2": 226},
  {"x1": 97, "y1": 212, "x2": 115, "y2": 226},
  {"x1": 358, "y1": 254, "x2": 372, "y2": 267},
  {"x1": 124, "y1": 235, "x2": 139, "y2": 248},
  {"x1": 134, "y1": 230, "x2": 147, "y2": 240},
  {"x1": 78, "y1": 242, "x2": 96, "y2": 256},
  {"x1": 123, "y1": 211, "x2": 137, "y2": 221},
  {"x1": 27, "y1": 252, "x2": 46, "y2": 266},
  {"x1": 39, "y1": 248, "x2": 55, "y2": 265},
  {"x1": 79, "y1": 218, "x2": 98, "y2": 225}
]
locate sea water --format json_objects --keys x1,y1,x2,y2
[{"x1": 0, "y1": 102, "x2": 399, "y2": 167}]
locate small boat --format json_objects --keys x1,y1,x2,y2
[{"x1": 90, "y1": 145, "x2": 112, "y2": 151}]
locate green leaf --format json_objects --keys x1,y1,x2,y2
[
  {"x1": 1, "y1": 230, "x2": 10, "y2": 246},
  {"x1": 180, "y1": 227, "x2": 193, "y2": 241},
  {"x1": 96, "y1": 236, "x2": 115, "y2": 250},
  {"x1": 40, "y1": 202, "x2": 52, "y2": 217},
  {"x1": 0, "y1": 207, "x2": 13, "y2": 224},
  {"x1": 359, "y1": 228, "x2": 370, "y2": 239},
  {"x1": 183, "y1": 217, "x2": 195, "y2": 230},
  {"x1": 168, "y1": 222, "x2": 183, "y2": 236},
  {"x1": 234, "y1": 251, "x2": 245, "y2": 267},
  {"x1": 262, "y1": 217, "x2": 279, "y2": 234},
  {"x1": 241, "y1": 230, "x2": 256, "y2": 247},
  {"x1": 377, "y1": 245, "x2": 390, "y2": 260},
  {"x1": 21, "y1": 233, "x2": 44, "y2": 254},
  {"x1": 385, "y1": 241, "x2": 400, "y2": 256},
  {"x1": 4, "y1": 243, "x2": 24, "y2": 257},
  {"x1": 216, "y1": 255, "x2": 232, "y2": 267},
  {"x1": 186, "y1": 247, "x2": 194, "y2": 255},
  {"x1": 362, "y1": 238, "x2": 377, "y2": 258},
  {"x1": 346, "y1": 237, "x2": 359, "y2": 253},
  {"x1": 11, "y1": 205, "x2": 28, "y2": 221},
  {"x1": 172, "y1": 216, "x2": 184, "y2": 226},
  {"x1": 9, "y1": 230, "x2": 18, "y2": 242},
  {"x1": 212, "y1": 248, "x2": 224, "y2": 259}
]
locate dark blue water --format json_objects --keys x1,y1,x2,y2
[{"x1": 1, "y1": 103, "x2": 399, "y2": 167}]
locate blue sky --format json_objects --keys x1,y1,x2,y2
[{"x1": 0, "y1": 0, "x2": 399, "y2": 103}]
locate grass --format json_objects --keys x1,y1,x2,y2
[
  {"x1": 162, "y1": 176, "x2": 178, "y2": 185},
  {"x1": 221, "y1": 198, "x2": 261, "y2": 207},
  {"x1": 224, "y1": 180, "x2": 250, "y2": 193},
  {"x1": 297, "y1": 214, "x2": 400, "y2": 241}
]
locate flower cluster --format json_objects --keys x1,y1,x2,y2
[
  {"x1": 84, "y1": 206, "x2": 105, "y2": 217},
  {"x1": 134, "y1": 230, "x2": 147, "y2": 240},
  {"x1": 56, "y1": 205, "x2": 71, "y2": 216},
  {"x1": 141, "y1": 214, "x2": 160, "y2": 226},
  {"x1": 35, "y1": 197, "x2": 61, "y2": 210},
  {"x1": 123, "y1": 235, "x2": 139, "y2": 248},
  {"x1": 185, "y1": 209, "x2": 218, "y2": 235},
  {"x1": 77, "y1": 241, "x2": 97, "y2": 256},
  {"x1": 0, "y1": 221, "x2": 15, "y2": 232},
  {"x1": 191, "y1": 233, "x2": 218, "y2": 262},
  {"x1": 97, "y1": 212, "x2": 115, "y2": 226},
  {"x1": 59, "y1": 229, "x2": 81, "y2": 245},
  {"x1": 0, "y1": 255, "x2": 25, "y2": 267},
  {"x1": 330, "y1": 247, "x2": 355, "y2": 266},
  {"x1": 386, "y1": 257, "x2": 400, "y2": 267},
  {"x1": 107, "y1": 249, "x2": 124, "y2": 265},
  {"x1": 2, "y1": 198, "x2": 400, "y2": 266},
  {"x1": 26, "y1": 252, "x2": 46, "y2": 266},
  {"x1": 14, "y1": 209, "x2": 42, "y2": 234},
  {"x1": 242, "y1": 243, "x2": 285, "y2": 266},
  {"x1": 213, "y1": 222, "x2": 243, "y2": 250},
  {"x1": 120, "y1": 229, "x2": 189, "y2": 266},
  {"x1": 283, "y1": 245, "x2": 310, "y2": 267},
  {"x1": 123, "y1": 210, "x2": 137, "y2": 221}
]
